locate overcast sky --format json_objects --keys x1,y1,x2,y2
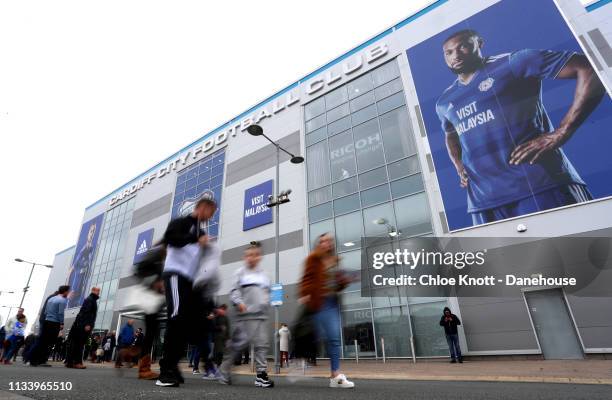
[{"x1": 0, "y1": 0, "x2": 593, "y2": 329}]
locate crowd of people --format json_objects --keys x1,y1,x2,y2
[{"x1": 1, "y1": 196, "x2": 465, "y2": 391}]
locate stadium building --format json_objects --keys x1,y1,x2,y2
[{"x1": 43, "y1": 0, "x2": 612, "y2": 360}]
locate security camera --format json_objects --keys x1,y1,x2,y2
[{"x1": 516, "y1": 223, "x2": 527, "y2": 233}]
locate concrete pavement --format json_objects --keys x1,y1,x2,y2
[{"x1": 1, "y1": 362, "x2": 611, "y2": 400}]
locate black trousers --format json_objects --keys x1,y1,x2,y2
[
  {"x1": 31, "y1": 321, "x2": 61, "y2": 365},
  {"x1": 65, "y1": 327, "x2": 87, "y2": 366},
  {"x1": 159, "y1": 273, "x2": 194, "y2": 372}
]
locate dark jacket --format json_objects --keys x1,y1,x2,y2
[
  {"x1": 439, "y1": 307, "x2": 461, "y2": 335},
  {"x1": 118, "y1": 324, "x2": 134, "y2": 347},
  {"x1": 213, "y1": 314, "x2": 230, "y2": 349},
  {"x1": 73, "y1": 293, "x2": 99, "y2": 329},
  {"x1": 162, "y1": 215, "x2": 206, "y2": 280}
]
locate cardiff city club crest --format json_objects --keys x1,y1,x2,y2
[
  {"x1": 179, "y1": 190, "x2": 215, "y2": 217},
  {"x1": 478, "y1": 77, "x2": 495, "y2": 92}
]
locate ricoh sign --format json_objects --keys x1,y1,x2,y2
[{"x1": 108, "y1": 42, "x2": 390, "y2": 207}]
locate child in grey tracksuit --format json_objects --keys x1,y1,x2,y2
[{"x1": 218, "y1": 243, "x2": 274, "y2": 388}]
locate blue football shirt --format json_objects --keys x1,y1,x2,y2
[{"x1": 435, "y1": 49, "x2": 585, "y2": 212}]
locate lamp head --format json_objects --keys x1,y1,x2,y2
[
  {"x1": 290, "y1": 155, "x2": 304, "y2": 164},
  {"x1": 247, "y1": 124, "x2": 263, "y2": 136}
]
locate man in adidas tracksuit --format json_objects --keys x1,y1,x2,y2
[{"x1": 156, "y1": 197, "x2": 217, "y2": 387}]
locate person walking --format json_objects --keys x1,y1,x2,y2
[
  {"x1": 116, "y1": 320, "x2": 135, "y2": 368},
  {"x1": 155, "y1": 197, "x2": 217, "y2": 387},
  {"x1": 2, "y1": 309, "x2": 27, "y2": 361},
  {"x1": 65, "y1": 287, "x2": 100, "y2": 369},
  {"x1": 212, "y1": 304, "x2": 229, "y2": 368},
  {"x1": 299, "y1": 233, "x2": 355, "y2": 388},
  {"x1": 440, "y1": 307, "x2": 463, "y2": 363},
  {"x1": 30, "y1": 285, "x2": 70, "y2": 366},
  {"x1": 217, "y1": 243, "x2": 274, "y2": 388},
  {"x1": 278, "y1": 323, "x2": 291, "y2": 368},
  {"x1": 2, "y1": 316, "x2": 26, "y2": 364}
]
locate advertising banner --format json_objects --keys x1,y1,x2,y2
[
  {"x1": 243, "y1": 180, "x2": 273, "y2": 231},
  {"x1": 66, "y1": 213, "x2": 104, "y2": 308},
  {"x1": 406, "y1": 0, "x2": 612, "y2": 231},
  {"x1": 133, "y1": 228, "x2": 154, "y2": 264}
]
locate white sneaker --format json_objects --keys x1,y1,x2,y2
[{"x1": 329, "y1": 373, "x2": 355, "y2": 388}]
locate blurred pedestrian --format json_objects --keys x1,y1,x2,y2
[
  {"x1": 30, "y1": 285, "x2": 69, "y2": 366},
  {"x1": 65, "y1": 287, "x2": 100, "y2": 369},
  {"x1": 299, "y1": 233, "x2": 355, "y2": 388},
  {"x1": 440, "y1": 307, "x2": 463, "y2": 363},
  {"x1": 278, "y1": 323, "x2": 291, "y2": 368}
]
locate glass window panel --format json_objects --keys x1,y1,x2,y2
[
  {"x1": 196, "y1": 182, "x2": 210, "y2": 194},
  {"x1": 198, "y1": 160, "x2": 211, "y2": 173},
  {"x1": 177, "y1": 173, "x2": 187, "y2": 185},
  {"x1": 332, "y1": 176, "x2": 358, "y2": 198},
  {"x1": 374, "y1": 78, "x2": 403, "y2": 101},
  {"x1": 388, "y1": 156, "x2": 420, "y2": 180},
  {"x1": 305, "y1": 113, "x2": 326, "y2": 133},
  {"x1": 305, "y1": 97, "x2": 325, "y2": 121},
  {"x1": 308, "y1": 202, "x2": 333, "y2": 223},
  {"x1": 213, "y1": 151, "x2": 225, "y2": 164},
  {"x1": 306, "y1": 140, "x2": 331, "y2": 189},
  {"x1": 329, "y1": 130, "x2": 357, "y2": 182},
  {"x1": 341, "y1": 291, "x2": 371, "y2": 311},
  {"x1": 359, "y1": 166, "x2": 388, "y2": 190},
  {"x1": 175, "y1": 182, "x2": 186, "y2": 193},
  {"x1": 197, "y1": 172, "x2": 211, "y2": 184},
  {"x1": 410, "y1": 301, "x2": 449, "y2": 356},
  {"x1": 328, "y1": 116, "x2": 351, "y2": 136},
  {"x1": 211, "y1": 164, "x2": 224, "y2": 177},
  {"x1": 309, "y1": 219, "x2": 335, "y2": 249},
  {"x1": 348, "y1": 73, "x2": 373, "y2": 99},
  {"x1": 377, "y1": 91, "x2": 405, "y2": 115},
  {"x1": 333, "y1": 193, "x2": 360, "y2": 215},
  {"x1": 349, "y1": 91, "x2": 375, "y2": 113},
  {"x1": 308, "y1": 186, "x2": 332, "y2": 207},
  {"x1": 184, "y1": 187, "x2": 196, "y2": 200},
  {"x1": 352, "y1": 119, "x2": 385, "y2": 172},
  {"x1": 325, "y1": 86, "x2": 348, "y2": 110},
  {"x1": 373, "y1": 306, "x2": 412, "y2": 357},
  {"x1": 393, "y1": 193, "x2": 432, "y2": 236},
  {"x1": 372, "y1": 60, "x2": 400, "y2": 86},
  {"x1": 379, "y1": 107, "x2": 416, "y2": 163},
  {"x1": 351, "y1": 104, "x2": 377, "y2": 126},
  {"x1": 335, "y1": 211, "x2": 363, "y2": 251},
  {"x1": 305, "y1": 126, "x2": 327, "y2": 147},
  {"x1": 210, "y1": 174, "x2": 223, "y2": 188},
  {"x1": 360, "y1": 184, "x2": 390, "y2": 207},
  {"x1": 173, "y1": 192, "x2": 184, "y2": 205},
  {"x1": 391, "y1": 174, "x2": 424, "y2": 198},
  {"x1": 185, "y1": 177, "x2": 197, "y2": 190},
  {"x1": 363, "y1": 202, "x2": 394, "y2": 236},
  {"x1": 341, "y1": 310, "x2": 376, "y2": 357},
  {"x1": 326, "y1": 102, "x2": 350, "y2": 124}
]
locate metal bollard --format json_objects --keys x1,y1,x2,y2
[
  {"x1": 410, "y1": 336, "x2": 416, "y2": 364},
  {"x1": 381, "y1": 337, "x2": 386, "y2": 363},
  {"x1": 354, "y1": 340, "x2": 359, "y2": 364}
]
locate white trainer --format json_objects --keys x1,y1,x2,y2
[{"x1": 329, "y1": 373, "x2": 355, "y2": 388}]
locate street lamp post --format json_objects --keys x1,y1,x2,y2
[
  {"x1": 247, "y1": 124, "x2": 304, "y2": 374},
  {"x1": 14, "y1": 258, "x2": 53, "y2": 308}
]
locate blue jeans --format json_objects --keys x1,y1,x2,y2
[
  {"x1": 445, "y1": 334, "x2": 462, "y2": 360},
  {"x1": 4, "y1": 336, "x2": 24, "y2": 361},
  {"x1": 313, "y1": 297, "x2": 341, "y2": 372}
]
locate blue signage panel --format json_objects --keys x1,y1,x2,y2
[
  {"x1": 243, "y1": 180, "x2": 273, "y2": 231},
  {"x1": 270, "y1": 283, "x2": 284, "y2": 306},
  {"x1": 133, "y1": 228, "x2": 155, "y2": 264}
]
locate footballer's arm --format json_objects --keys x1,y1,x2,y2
[
  {"x1": 445, "y1": 127, "x2": 469, "y2": 188},
  {"x1": 510, "y1": 54, "x2": 606, "y2": 165}
]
